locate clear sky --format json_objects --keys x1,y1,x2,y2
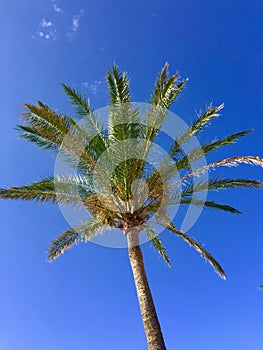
[{"x1": 1, "y1": 1, "x2": 263, "y2": 349}]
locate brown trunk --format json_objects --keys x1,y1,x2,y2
[{"x1": 126, "y1": 228, "x2": 167, "y2": 350}]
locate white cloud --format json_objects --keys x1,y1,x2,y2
[
  {"x1": 40, "y1": 18, "x2": 53, "y2": 28},
  {"x1": 82, "y1": 80, "x2": 103, "y2": 95},
  {"x1": 53, "y1": 4, "x2": 62, "y2": 13},
  {"x1": 67, "y1": 10, "x2": 84, "y2": 40},
  {"x1": 32, "y1": 28, "x2": 56, "y2": 41},
  {"x1": 72, "y1": 16, "x2": 80, "y2": 32},
  {"x1": 32, "y1": 16, "x2": 56, "y2": 41},
  {"x1": 32, "y1": 3, "x2": 84, "y2": 42}
]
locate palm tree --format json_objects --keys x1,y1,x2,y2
[{"x1": 1, "y1": 63, "x2": 262, "y2": 350}]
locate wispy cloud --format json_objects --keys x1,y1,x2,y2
[
  {"x1": 72, "y1": 16, "x2": 80, "y2": 33},
  {"x1": 32, "y1": 29, "x2": 56, "y2": 41},
  {"x1": 68, "y1": 9, "x2": 84, "y2": 40},
  {"x1": 40, "y1": 18, "x2": 53, "y2": 28},
  {"x1": 32, "y1": 2, "x2": 84, "y2": 43},
  {"x1": 82, "y1": 80, "x2": 103, "y2": 95},
  {"x1": 32, "y1": 18, "x2": 56, "y2": 41},
  {"x1": 53, "y1": 4, "x2": 63, "y2": 13}
]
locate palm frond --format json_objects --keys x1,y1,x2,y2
[
  {"x1": 165, "y1": 221, "x2": 226, "y2": 279},
  {"x1": 62, "y1": 84, "x2": 108, "y2": 149},
  {"x1": 144, "y1": 63, "x2": 187, "y2": 144},
  {"x1": 18, "y1": 102, "x2": 97, "y2": 169},
  {"x1": 147, "y1": 104, "x2": 225, "y2": 188},
  {"x1": 108, "y1": 104, "x2": 141, "y2": 141},
  {"x1": 18, "y1": 102, "x2": 74, "y2": 149},
  {"x1": 62, "y1": 84, "x2": 92, "y2": 118},
  {"x1": 170, "y1": 104, "x2": 224, "y2": 157},
  {"x1": 133, "y1": 64, "x2": 187, "y2": 183},
  {"x1": 151, "y1": 62, "x2": 187, "y2": 109},
  {"x1": 47, "y1": 217, "x2": 104, "y2": 261},
  {"x1": 144, "y1": 224, "x2": 171, "y2": 266},
  {"x1": 17, "y1": 125, "x2": 59, "y2": 151},
  {"x1": 147, "y1": 104, "x2": 226, "y2": 189},
  {"x1": 106, "y1": 65, "x2": 143, "y2": 146},
  {"x1": 23, "y1": 102, "x2": 76, "y2": 134},
  {"x1": 175, "y1": 129, "x2": 252, "y2": 170},
  {"x1": 178, "y1": 197, "x2": 242, "y2": 214},
  {"x1": 178, "y1": 156, "x2": 263, "y2": 184},
  {"x1": 48, "y1": 229, "x2": 80, "y2": 262},
  {"x1": 0, "y1": 175, "x2": 94, "y2": 205},
  {"x1": 133, "y1": 64, "x2": 187, "y2": 187},
  {"x1": 106, "y1": 64, "x2": 131, "y2": 104},
  {"x1": 180, "y1": 177, "x2": 262, "y2": 196}
]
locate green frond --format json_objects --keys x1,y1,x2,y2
[
  {"x1": 131, "y1": 64, "x2": 187, "y2": 185},
  {"x1": 108, "y1": 104, "x2": 141, "y2": 142},
  {"x1": 144, "y1": 225, "x2": 171, "y2": 266},
  {"x1": 47, "y1": 217, "x2": 104, "y2": 262},
  {"x1": 206, "y1": 177, "x2": 262, "y2": 190},
  {"x1": 106, "y1": 65, "x2": 143, "y2": 147},
  {"x1": 62, "y1": 84, "x2": 108, "y2": 149},
  {"x1": 175, "y1": 129, "x2": 252, "y2": 170},
  {"x1": 191, "y1": 103, "x2": 224, "y2": 133},
  {"x1": 202, "y1": 201, "x2": 242, "y2": 213},
  {"x1": 151, "y1": 62, "x2": 187, "y2": 109},
  {"x1": 0, "y1": 175, "x2": 94, "y2": 205},
  {"x1": 165, "y1": 221, "x2": 226, "y2": 279},
  {"x1": 180, "y1": 177, "x2": 262, "y2": 197},
  {"x1": 48, "y1": 229, "x2": 81, "y2": 262},
  {"x1": 145, "y1": 63, "x2": 187, "y2": 144},
  {"x1": 178, "y1": 197, "x2": 242, "y2": 214},
  {"x1": 23, "y1": 101, "x2": 76, "y2": 134},
  {"x1": 106, "y1": 64, "x2": 131, "y2": 105},
  {"x1": 148, "y1": 104, "x2": 227, "y2": 191},
  {"x1": 0, "y1": 177, "x2": 56, "y2": 203},
  {"x1": 17, "y1": 125, "x2": 59, "y2": 151},
  {"x1": 170, "y1": 103, "x2": 224, "y2": 157},
  {"x1": 62, "y1": 84, "x2": 92, "y2": 118},
  {"x1": 18, "y1": 102, "x2": 74, "y2": 150},
  {"x1": 17, "y1": 103, "x2": 98, "y2": 169},
  {"x1": 147, "y1": 104, "x2": 225, "y2": 188},
  {"x1": 173, "y1": 177, "x2": 256, "y2": 213},
  {"x1": 151, "y1": 62, "x2": 170, "y2": 105}
]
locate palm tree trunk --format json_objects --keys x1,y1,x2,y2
[{"x1": 126, "y1": 228, "x2": 167, "y2": 350}]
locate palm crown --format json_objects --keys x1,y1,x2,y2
[{"x1": 1, "y1": 63, "x2": 262, "y2": 280}]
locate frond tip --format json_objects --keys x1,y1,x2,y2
[
  {"x1": 106, "y1": 64, "x2": 131, "y2": 104},
  {"x1": 47, "y1": 229, "x2": 81, "y2": 262},
  {"x1": 144, "y1": 225, "x2": 171, "y2": 266},
  {"x1": 155, "y1": 215, "x2": 226, "y2": 279},
  {"x1": 167, "y1": 223, "x2": 226, "y2": 279},
  {"x1": 47, "y1": 218, "x2": 104, "y2": 262},
  {"x1": 178, "y1": 197, "x2": 243, "y2": 214},
  {"x1": 151, "y1": 62, "x2": 188, "y2": 109}
]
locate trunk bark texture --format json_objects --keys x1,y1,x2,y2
[{"x1": 126, "y1": 228, "x2": 167, "y2": 350}]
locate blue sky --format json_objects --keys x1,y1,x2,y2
[{"x1": 1, "y1": 0, "x2": 263, "y2": 349}]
